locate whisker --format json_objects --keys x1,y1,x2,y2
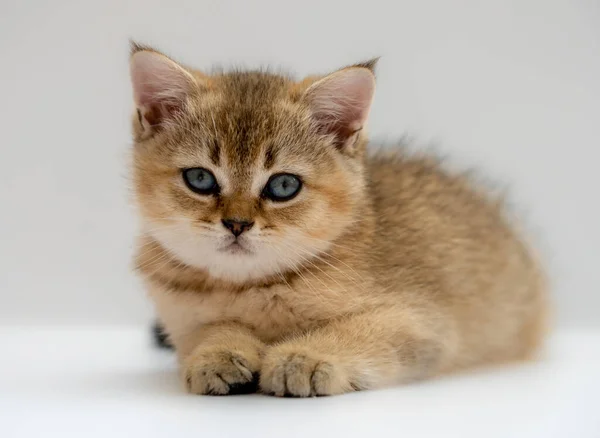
[
  {"x1": 277, "y1": 240, "x2": 349, "y2": 295},
  {"x1": 266, "y1": 244, "x2": 327, "y2": 303}
]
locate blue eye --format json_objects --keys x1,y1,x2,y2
[
  {"x1": 264, "y1": 174, "x2": 302, "y2": 202},
  {"x1": 183, "y1": 168, "x2": 219, "y2": 194}
]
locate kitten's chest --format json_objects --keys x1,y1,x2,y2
[{"x1": 150, "y1": 283, "x2": 327, "y2": 343}]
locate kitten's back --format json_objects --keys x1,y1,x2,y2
[{"x1": 366, "y1": 150, "x2": 548, "y2": 369}]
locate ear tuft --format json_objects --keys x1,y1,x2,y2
[
  {"x1": 350, "y1": 57, "x2": 380, "y2": 73},
  {"x1": 304, "y1": 67, "x2": 376, "y2": 152},
  {"x1": 129, "y1": 46, "x2": 197, "y2": 133},
  {"x1": 129, "y1": 39, "x2": 155, "y2": 57}
]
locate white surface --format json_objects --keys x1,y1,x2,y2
[
  {"x1": 1, "y1": 0, "x2": 599, "y2": 326},
  {"x1": 1, "y1": 328, "x2": 599, "y2": 438}
]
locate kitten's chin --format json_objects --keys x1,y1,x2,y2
[
  {"x1": 195, "y1": 249, "x2": 286, "y2": 284},
  {"x1": 218, "y1": 241, "x2": 253, "y2": 256}
]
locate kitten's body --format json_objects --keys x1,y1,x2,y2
[{"x1": 130, "y1": 45, "x2": 548, "y2": 396}]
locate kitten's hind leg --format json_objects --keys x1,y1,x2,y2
[{"x1": 152, "y1": 320, "x2": 173, "y2": 349}]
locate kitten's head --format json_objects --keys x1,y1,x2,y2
[{"x1": 129, "y1": 44, "x2": 376, "y2": 283}]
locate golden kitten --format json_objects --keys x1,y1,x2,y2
[{"x1": 129, "y1": 43, "x2": 548, "y2": 397}]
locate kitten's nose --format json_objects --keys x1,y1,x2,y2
[{"x1": 221, "y1": 219, "x2": 254, "y2": 237}]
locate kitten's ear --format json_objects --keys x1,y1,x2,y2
[
  {"x1": 303, "y1": 61, "x2": 376, "y2": 153},
  {"x1": 129, "y1": 43, "x2": 198, "y2": 135}
]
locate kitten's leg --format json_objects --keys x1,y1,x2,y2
[
  {"x1": 176, "y1": 322, "x2": 266, "y2": 395},
  {"x1": 152, "y1": 320, "x2": 173, "y2": 349},
  {"x1": 260, "y1": 308, "x2": 452, "y2": 397}
]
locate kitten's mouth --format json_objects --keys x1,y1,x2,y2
[{"x1": 219, "y1": 241, "x2": 253, "y2": 255}]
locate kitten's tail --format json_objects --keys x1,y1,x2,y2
[{"x1": 152, "y1": 320, "x2": 173, "y2": 349}]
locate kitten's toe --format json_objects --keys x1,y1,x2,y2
[
  {"x1": 184, "y1": 348, "x2": 260, "y2": 395},
  {"x1": 260, "y1": 346, "x2": 354, "y2": 397}
]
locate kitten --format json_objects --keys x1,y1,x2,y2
[{"x1": 130, "y1": 43, "x2": 548, "y2": 397}]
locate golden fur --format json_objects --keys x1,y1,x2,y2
[{"x1": 129, "y1": 43, "x2": 548, "y2": 397}]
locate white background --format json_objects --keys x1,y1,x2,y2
[
  {"x1": 1, "y1": 328, "x2": 599, "y2": 438},
  {"x1": 1, "y1": 0, "x2": 599, "y2": 327}
]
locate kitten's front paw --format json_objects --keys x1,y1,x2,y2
[
  {"x1": 183, "y1": 347, "x2": 261, "y2": 395},
  {"x1": 260, "y1": 346, "x2": 355, "y2": 397}
]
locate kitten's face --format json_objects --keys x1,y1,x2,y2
[{"x1": 130, "y1": 47, "x2": 375, "y2": 282}]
